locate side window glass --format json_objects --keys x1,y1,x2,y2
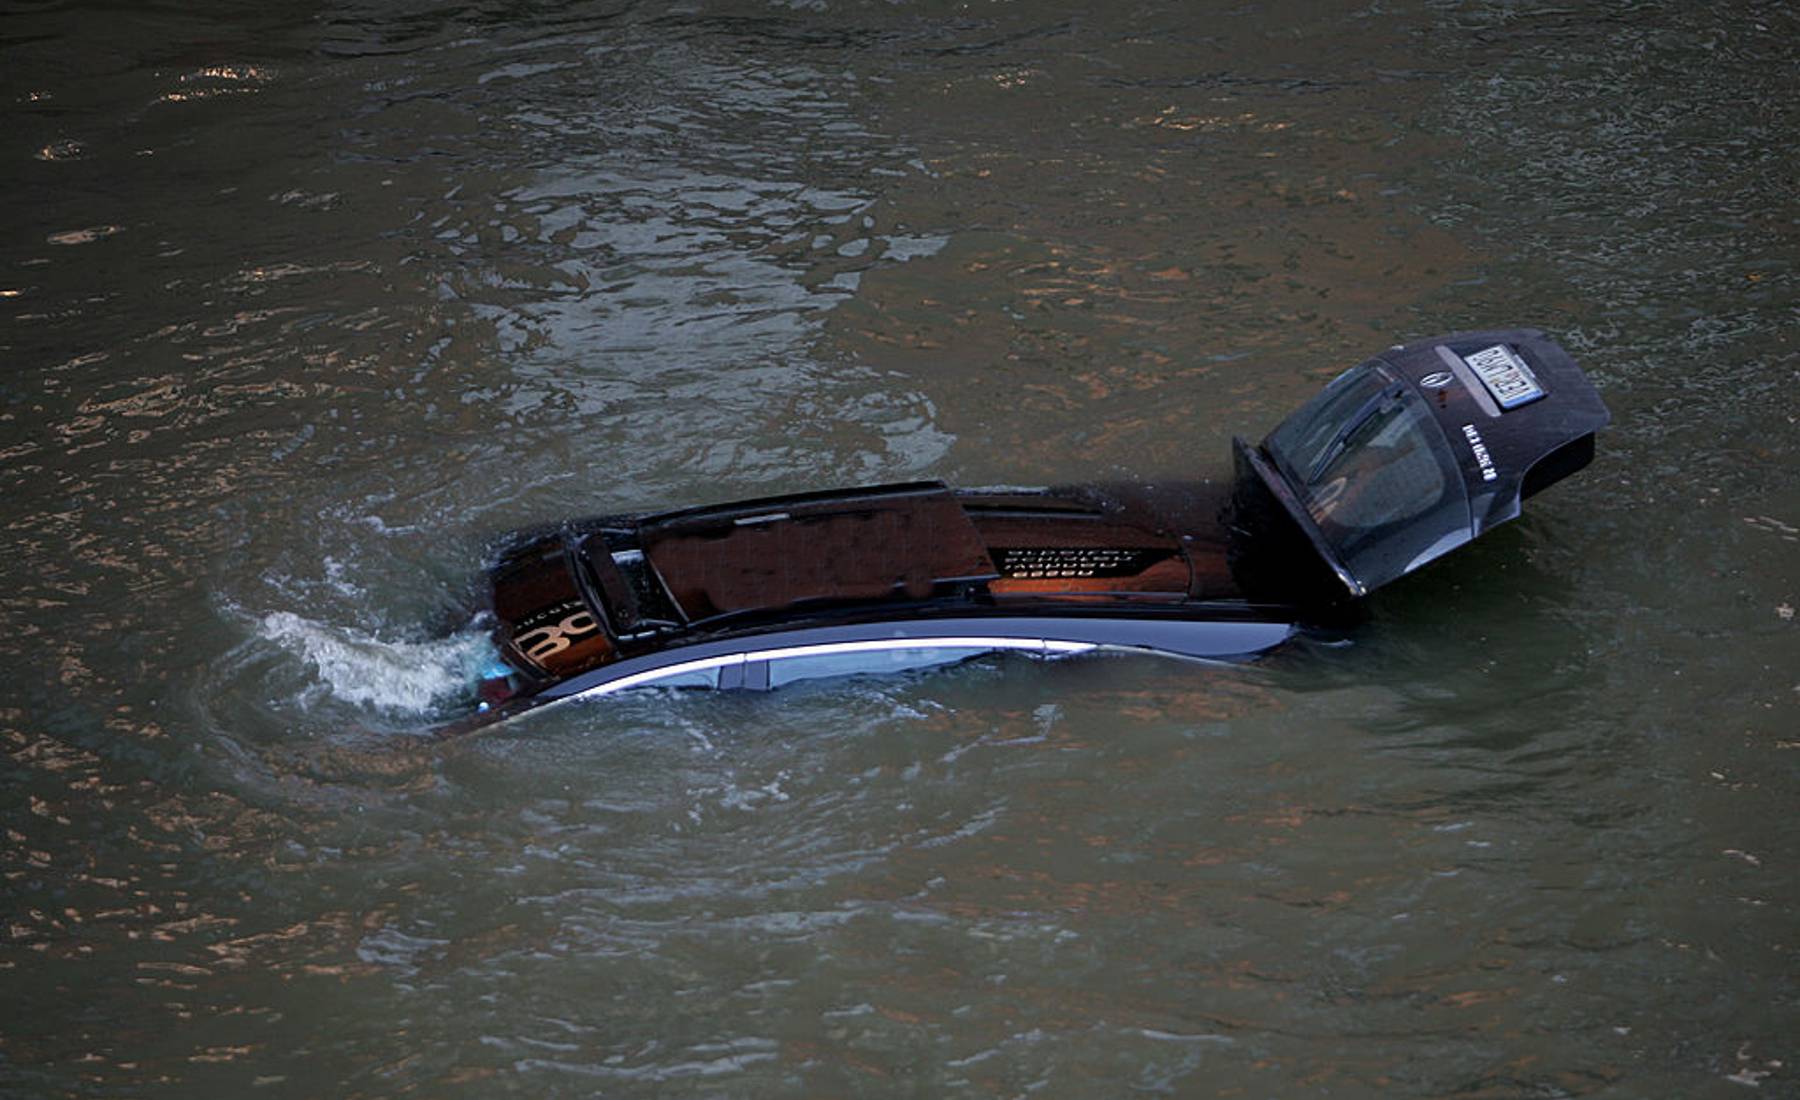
[
  {"x1": 767, "y1": 645, "x2": 987, "y2": 689},
  {"x1": 635, "y1": 665, "x2": 721, "y2": 691}
]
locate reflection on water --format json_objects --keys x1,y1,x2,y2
[{"x1": 3, "y1": 0, "x2": 1797, "y2": 1095}]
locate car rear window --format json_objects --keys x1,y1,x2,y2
[{"x1": 1265, "y1": 364, "x2": 1472, "y2": 588}]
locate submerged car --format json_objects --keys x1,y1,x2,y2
[{"x1": 446, "y1": 328, "x2": 1607, "y2": 735}]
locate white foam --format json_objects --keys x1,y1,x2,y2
[{"x1": 258, "y1": 610, "x2": 492, "y2": 713}]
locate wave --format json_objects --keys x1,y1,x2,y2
[{"x1": 256, "y1": 610, "x2": 495, "y2": 715}]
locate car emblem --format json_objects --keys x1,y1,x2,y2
[{"x1": 1419, "y1": 370, "x2": 1454, "y2": 388}]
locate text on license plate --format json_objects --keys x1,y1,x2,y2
[{"x1": 1462, "y1": 344, "x2": 1545, "y2": 409}]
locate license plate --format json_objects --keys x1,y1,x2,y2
[{"x1": 1463, "y1": 344, "x2": 1545, "y2": 409}]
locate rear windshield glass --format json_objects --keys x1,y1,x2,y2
[{"x1": 1265, "y1": 364, "x2": 1471, "y2": 587}]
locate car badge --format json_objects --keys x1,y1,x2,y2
[{"x1": 1419, "y1": 370, "x2": 1455, "y2": 389}]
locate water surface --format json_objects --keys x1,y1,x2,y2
[{"x1": 3, "y1": 1, "x2": 1796, "y2": 1094}]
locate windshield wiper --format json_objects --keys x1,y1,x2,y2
[{"x1": 1304, "y1": 384, "x2": 1405, "y2": 484}]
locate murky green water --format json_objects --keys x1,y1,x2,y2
[{"x1": 4, "y1": 1, "x2": 1796, "y2": 1095}]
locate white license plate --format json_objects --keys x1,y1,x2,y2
[{"x1": 1462, "y1": 344, "x2": 1545, "y2": 409}]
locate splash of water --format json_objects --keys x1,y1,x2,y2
[{"x1": 258, "y1": 610, "x2": 495, "y2": 714}]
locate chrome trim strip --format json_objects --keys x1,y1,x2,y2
[
  {"x1": 749, "y1": 636, "x2": 1063, "y2": 663},
  {"x1": 570, "y1": 636, "x2": 1098, "y2": 702},
  {"x1": 1433, "y1": 344, "x2": 1501, "y2": 418},
  {"x1": 579, "y1": 652, "x2": 745, "y2": 697}
]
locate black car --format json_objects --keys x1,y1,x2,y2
[{"x1": 446, "y1": 328, "x2": 1608, "y2": 735}]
